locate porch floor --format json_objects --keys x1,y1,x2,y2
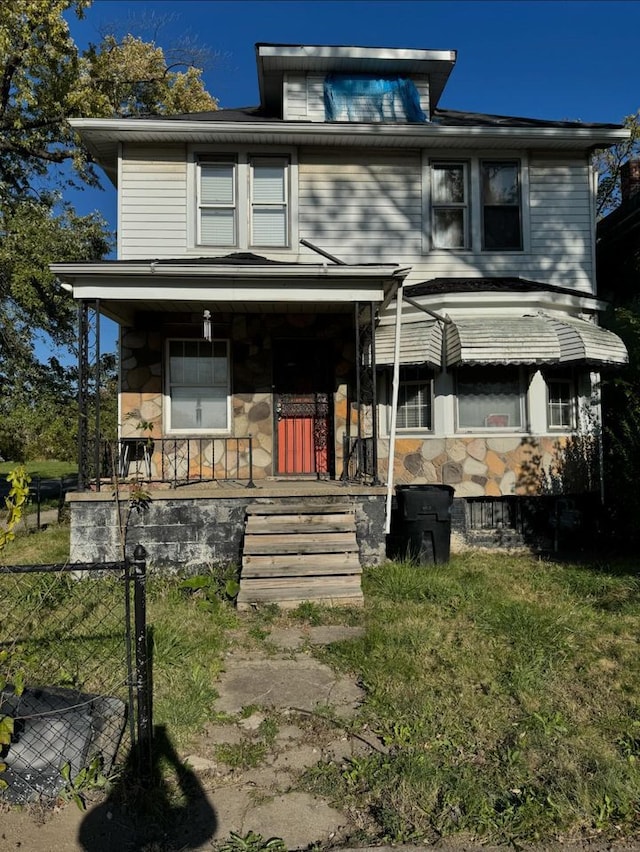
[{"x1": 78, "y1": 479, "x2": 388, "y2": 502}]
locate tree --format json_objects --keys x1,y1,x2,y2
[
  {"x1": 0, "y1": 0, "x2": 217, "y2": 458},
  {"x1": 594, "y1": 112, "x2": 640, "y2": 218}
]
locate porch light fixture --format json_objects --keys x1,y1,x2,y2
[{"x1": 203, "y1": 309, "x2": 212, "y2": 342}]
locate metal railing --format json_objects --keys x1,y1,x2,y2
[
  {"x1": 92, "y1": 436, "x2": 256, "y2": 489},
  {"x1": 342, "y1": 436, "x2": 376, "y2": 483}
]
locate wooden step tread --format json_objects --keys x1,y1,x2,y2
[
  {"x1": 237, "y1": 578, "x2": 363, "y2": 598},
  {"x1": 246, "y1": 503, "x2": 355, "y2": 516},
  {"x1": 243, "y1": 539, "x2": 359, "y2": 556},
  {"x1": 243, "y1": 552, "x2": 361, "y2": 570},
  {"x1": 241, "y1": 562, "x2": 362, "y2": 579},
  {"x1": 245, "y1": 518, "x2": 356, "y2": 534}
]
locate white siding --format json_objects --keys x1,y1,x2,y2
[
  {"x1": 119, "y1": 144, "x2": 187, "y2": 259},
  {"x1": 283, "y1": 74, "x2": 308, "y2": 120},
  {"x1": 298, "y1": 149, "x2": 424, "y2": 258},
  {"x1": 528, "y1": 157, "x2": 593, "y2": 291}
]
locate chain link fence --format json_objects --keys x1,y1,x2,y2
[{"x1": 0, "y1": 555, "x2": 149, "y2": 804}]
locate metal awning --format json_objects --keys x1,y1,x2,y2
[
  {"x1": 375, "y1": 319, "x2": 442, "y2": 367},
  {"x1": 377, "y1": 313, "x2": 628, "y2": 370},
  {"x1": 444, "y1": 314, "x2": 627, "y2": 367}
]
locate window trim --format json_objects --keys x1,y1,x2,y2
[
  {"x1": 430, "y1": 161, "x2": 470, "y2": 250},
  {"x1": 190, "y1": 147, "x2": 297, "y2": 252},
  {"x1": 480, "y1": 159, "x2": 523, "y2": 251},
  {"x1": 164, "y1": 338, "x2": 231, "y2": 436},
  {"x1": 546, "y1": 375, "x2": 577, "y2": 431},
  {"x1": 455, "y1": 366, "x2": 527, "y2": 433},
  {"x1": 423, "y1": 153, "x2": 528, "y2": 255},
  {"x1": 197, "y1": 156, "x2": 237, "y2": 247}
]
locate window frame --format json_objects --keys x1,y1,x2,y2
[
  {"x1": 165, "y1": 338, "x2": 231, "y2": 436},
  {"x1": 546, "y1": 375, "x2": 577, "y2": 431},
  {"x1": 197, "y1": 157, "x2": 237, "y2": 247},
  {"x1": 455, "y1": 366, "x2": 527, "y2": 433},
  {"x1": 430, "y1": 161, "x2": 470, "y2": 250},
  {"x1": 423, "y1": 154, "x2": 527, "y2": 254},
  {"x1": 249, "y1": 156, "x2": 290, "y2": 248},
  {"x1": 397, "y1": 365, "x2": 434, "y2": 431},
  {"x1": 480, "y1": 159, "x2": 523, "y2": 251},
  {"x1": 192, "y1": 148, "x2": 296, "y2": 251}
]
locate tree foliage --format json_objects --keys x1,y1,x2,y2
[
  {"x1": 0, "y1": 0, "x2": 217, "y2": 460},
  {"x1": 594, "y1": 112, "x2": 640, "y2": 218}
]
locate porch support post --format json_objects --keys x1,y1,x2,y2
[
  {"x1": 385, "y1": 284, "x2": 404, "y2": 534},
  {"x1": 354, "y1": 301, "x2": 362, "y2": 471},
  {"x1": 77, "y1": 300, "x2": 89, "y2": 491},
  {"x1": 370, "y1": 301, "x2": 379, "y2": 484},
  {"x1": 94, "y1": 299, "x2": 101, "y2": 490}
]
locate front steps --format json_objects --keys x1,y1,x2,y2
[{"x1": 237, "y1": 502, "x2": 363, "y2": 609}]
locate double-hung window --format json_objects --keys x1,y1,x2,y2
[
  {"x1": 547, "y1": 377, "x2": 576, "y2": 430},
  {"x1": 481, "y1": 160, "x2": 522, "y2": 250},
  {"x1": 431, "y1": 162, "x2": 469, "y2": 249},
  {"x1": 250, "y1": 157, "x2": 288, "y2": 246},
  {"x1": 199, "y1": 159, "x2": 237, "y2": 246},
  {"x1": 456, "y1": 367, "x2": 524, "y2": 430},
  {"x1": 167, "y1": 340, "x2": 230, "y2": 433},
  {"x1": 197, "y1": 154, "x2": 290, "y2": 248},
  {"x1": 397, "y1": 366, "x2": 433, "y2": 430}
]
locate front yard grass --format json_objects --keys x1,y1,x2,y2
[
  {"x1": 3, "y1": 524, "x2": 640, "y2": 843},
  {"x1": 311, "y1": 552, "x2": 640, "y2": 843}
]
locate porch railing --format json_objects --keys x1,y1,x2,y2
[
  {"x1": 91, "y1": 436, "x2": 255, "y2": 489},
  {"x1": 342, "y1": 436, "x2": 376, "y2": 483}
]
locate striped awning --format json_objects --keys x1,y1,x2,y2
[
  {"x1": 375, "y1": 319, "x2": 442, "y2": 367},
  {"x1": 375, "y1": 314, "x2": 627, "y2": 369},
  {"x1": 445, "y1": 314, "x2": 627, "y2": 367}
]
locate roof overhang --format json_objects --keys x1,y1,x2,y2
[
  {"x1": 70, "y1": 117, "x2": 629, "y2": 185},
  {"x1": 256, "y1": 43, "x2": 457, "y2": 115},
  {"x1": 51, "y1": 261, "x2": 409, "y2": 326}
]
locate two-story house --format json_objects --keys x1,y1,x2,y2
[{"x1": 53, "y1": 44, "x2": 628, "y2": 604}]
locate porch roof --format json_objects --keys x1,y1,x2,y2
[{"x1": 52, "y1": 257, "x2": 409, "y2": 326}]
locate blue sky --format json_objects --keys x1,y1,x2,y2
[{"x1": 54, "y1": 0, "x2": 640, "y2": 358}]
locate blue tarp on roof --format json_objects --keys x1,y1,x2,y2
[{"x1": 324, "y1": 74, "x2": 427, "y2": 123}]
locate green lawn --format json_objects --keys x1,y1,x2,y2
[
  {"x1": 0, "y1": 460, "x2": 77, "y2": 479},
  {"x1": 3, "y1": 524, "x2": 640, "y2": 843},
  {"x1": 309, "y1": 553, "x2": 640, "y2": 843}
]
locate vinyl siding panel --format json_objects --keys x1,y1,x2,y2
[
  {"x1": 298, "y1": 149, "x2": 423, "y2": 257},
  {"x1": 119, "y1": 144, "x2": 187, "y2": 259},
  {"x1": 528, "y1": 158, "x2": 593, "y2": 292}
]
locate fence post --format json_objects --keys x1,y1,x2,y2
[{"x1": 132, "y1": 543, "x2": 152, "y2": 780}]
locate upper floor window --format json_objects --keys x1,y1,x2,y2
[
  {"x1": 426, "y1": 157, "x2": 524, "y2": 253},
  {"x1": 431, "y1": 162, "x2": 469, "y2": 249},
  {"x1": 456, "y1": 367, "x2": 525, "y2": 431},
  {"x1": 481, "y1": 160, "x2": 522, "y2": 250},
  {"x1": 167, "y1": 339, "x2": 230, "y2": 433},
  {"x1": 197, "y1": 155, "x2": 290, "y2": 248}
]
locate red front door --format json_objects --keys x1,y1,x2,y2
[{"x1": 274, "y1": 340, "x2": 332, "y2": 477}]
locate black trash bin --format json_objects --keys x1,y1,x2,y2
[{"x1": 389, "y1": 484, "x2": 454, "y2": 565}]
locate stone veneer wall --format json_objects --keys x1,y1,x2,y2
[
  {"x1": 120, "y1": 313, "x2": 356, "y2": 481},
  {"x1": 377, "y1": 434, "x2": 598, "y2": 497}
]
